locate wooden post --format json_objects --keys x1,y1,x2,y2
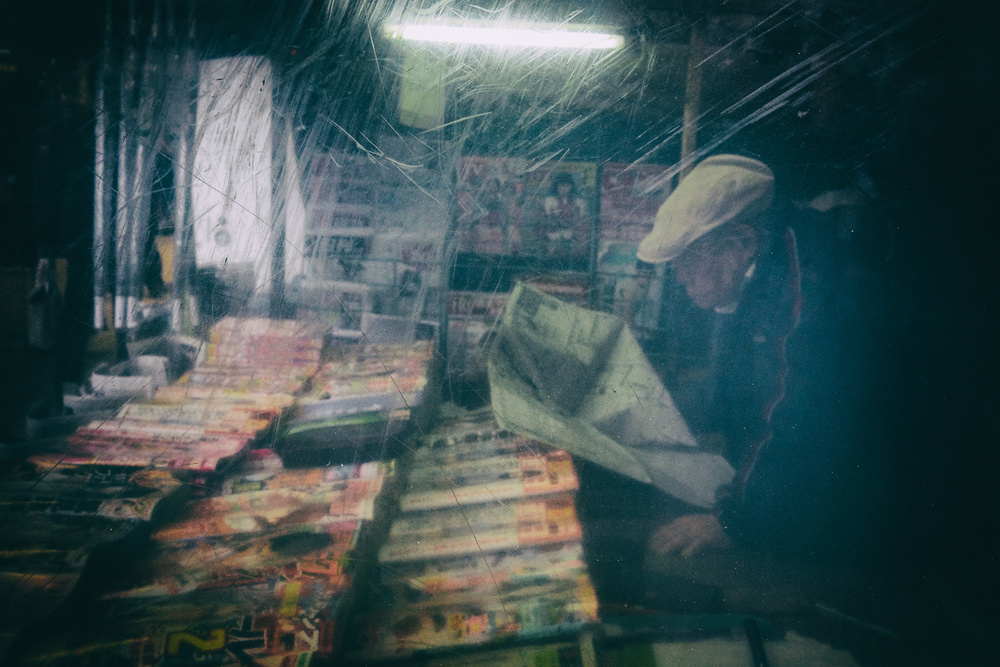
[{"x1": 680, "y1": 20, "x2": 705, "y2": 179}]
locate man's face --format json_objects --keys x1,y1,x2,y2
[{"x1": 672, "y1": 226, "x2": 757, "y2": 310}]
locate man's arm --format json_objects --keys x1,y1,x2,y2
[{"x1": 648, "y1": 512, "x2": 731, "y2": 557}]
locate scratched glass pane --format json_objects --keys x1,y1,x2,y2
[{"x1": 4, "y1": 1, "x2": 996, "y2": 664}]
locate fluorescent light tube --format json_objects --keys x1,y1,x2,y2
[{"x1": 386, "y1": 24, "x2": 624, "y2": 50}]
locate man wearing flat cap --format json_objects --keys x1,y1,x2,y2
[
  {"x1": 638, "y1": 155, "x2": 776, "y2": 312},
  {"x1": 634, "y1": 154, "x2": 798, "y2": 559},
  {"x1": 609, "y1": 154, "x2": 900, "y2": 600}
]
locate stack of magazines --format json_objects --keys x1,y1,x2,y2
[
  {"x1": 15, "y1": 460, "x2": 397, "y2": 666},
  {"x1": 2, "y1": 318, "x2": 328, "y2": 662},
  {"x1": 282, "y1": 340, "x2": 436, "y2": 453},
  {"x1": 0, "y1": 462, "x2": 186, "y2": 657},
  {"x1": 355, "y1": 411, "x2": 599, "y2": 659},
  {"x1": 29, "y1": 317, "x2": 326, "y2": 474}
]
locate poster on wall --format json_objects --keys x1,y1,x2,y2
[
  {"x1": 455, "y1": 156, "x2": 598, "y2": 264},
  {"x1": 599, "y1": 162, "x2": 673, "y2": 246},
  {"x1": 594, "y1": 163, "x2": 673, "y2": 320}
]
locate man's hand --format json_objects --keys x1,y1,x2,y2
[{"x1": 648, "y1": 513, "x2": 731, "y2": 557}]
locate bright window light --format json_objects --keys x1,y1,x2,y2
[{"x1": 386, "y1": 23, "x2": 624, "y2": 50}]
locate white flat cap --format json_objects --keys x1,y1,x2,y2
[{"x1": 637, "y1": 155, "x2": 774, "y2": 263}]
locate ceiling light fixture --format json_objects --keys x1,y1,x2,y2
[{"x1": 385, "y1": 23, "x2": 624, "y2": 50}]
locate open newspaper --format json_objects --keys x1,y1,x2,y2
[{"x1": 488, "y1": 283, "x2": 734, "y2": 509}]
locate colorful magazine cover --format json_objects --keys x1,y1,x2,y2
[
  {"x1": 154, "y1": 384, "x2": 297, "y2": 411},
  {"x1": 293, "y1": 341, "x2": 434, "y2": 422},
  {"x1": 413, "y1": 425, "x2": 547, "y2": 466},
  {"x1": 454, "y1": 156, "x2": 597, "y2": 263},
  {"x1": 216, "y1": 460, "x2": 393, "y2": 496},
  {"x1": 1, "y1": 463, "x2": 184, "y2": 523},
  {"x1": 178, "y1": 366, "x2": 310, "y2": 395},
  {"x1": 152, "y1": 488, "x2": 376, "y2": 542},
  {"x1": 598, "y1": 162, "x2": 673, "y2": 244},
  {"x1": 32, "y1": 432, "x2": 251, "y2": 472},
  {"x1": 19, "y1": 579, "x2": 348, "y2": 667},
  {"x1": 206, "y1": 317, "x2": 326, "y2": 367},
  {"x1": 400, "y1": 450, "x2": 578, "y2": 512},
  {"x1": 358, "y1": 574, "x2": 598, "y2": 658},
  {"x1": 115, "y1": 400, "x2": 279, "y2": 431},
  {"x1": 153, "y1": 462, "x2": 393, "y2": 541},
  {"x1": 104, "y1": 521, "x2": 362, "y2": 600},
  {"x1": 379, "y1": 496, "x2": 583, "y2": 564},
  {"x1": 382, "y1": 542, "x2": 588, "y2": 606},
  {"x1": 72, "y1": 416, "x2": 268, "y2": 440}
]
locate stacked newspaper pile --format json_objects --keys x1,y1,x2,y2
[
  {"x1": 356, "y1": 411, "x2": 599, "y2": 659},
  {"x1": 17, "y1": 460, "x2": 396, "y2": 666}
]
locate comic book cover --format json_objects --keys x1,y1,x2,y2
[
  {"x1": 152, "y1": 488, "x2": 376, "y2": 542},
  {"x1": 412, "y1": 424, "x2": 547, "y2": 465},
  {"x1": 216, "y1": 460, "x2": 393, "y2": 496},
  {"x1": 412, "y1": 435, "x2": 538, "y2": 468},
  {"x1": 400, "y1": 450, "x2": 578, "y2": 511},
  {"x1": 208, "y1": 476, "x2": 385, "y2": 510},
  {"x1": 319, "y1": 341, "x2": 433, "y2": 381},
  {"x1": 205, "y1": 340, "x2": 322, "y2": 377},
  {"x1": 103, "y1": 521, "x2": 363, "y2": 600},
  {"x1": 390, "y1": 572, "x2": 587, "y2": 613},
  {"x1": 599, "y1": 162, "x2": 673, "y2": 244},
  {"x1": 73, "y1": 416, "x2": 268, "y2": 440},
  {"x1": 20, "y1": 579, "x2": 348, "y2": 667},
  {"x1": 381, "y1": 542, "x2": 588, "y2": 607},
  {"x1": 358, "y1": 574, "x2": 598, "y2": 658},
  {"x1": 154, "y1": 384, "x2": 297, "y2": 411},
  {"x1": 150, "y1": 462, "x2": 393, "y2": 542},
  {"x1": 293, "y1": 341, "x2": 433, "y2": 422},
  {"x1": 207, "y1": 316, "x2": 328, "y2": 344},
  {"x1": 29, "y1": 444, "x2": 245, "y2": 473},
  {"x1": 206, "y1": 347, "x2": 322, "y2": 373},
  {"x1": 0, "y1": 463, "x2": 184, "y2": 523},
  {"x1": 178, "y1": 366, "x2": 310, "y2": 395},
  {"x1": 115, "y1": 400, "x2": 280, "y2": 431},
  {"x1": 39, "y1": 431, "x2": 251, "y2": 472},
  {"x1": 414, "y1": 415, "x2": 523, "y2": 450},
  {"x1": 379, "y1": 496, "x2": 583, "y2": 563},
  {"x1": 204, "y1": 316, "x2": 326, "y2": 375}
]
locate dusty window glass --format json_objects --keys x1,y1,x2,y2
[{"x1": 4, "y1": 2, "x2": 997, "y2": 665}]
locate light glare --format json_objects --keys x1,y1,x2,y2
[{"x1": 387, "y1": 24, "x2": 624, "y2": 50}]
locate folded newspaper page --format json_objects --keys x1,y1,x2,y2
[{"x1": 488, "y1": 283, "x2": 734, "y2": 508}]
